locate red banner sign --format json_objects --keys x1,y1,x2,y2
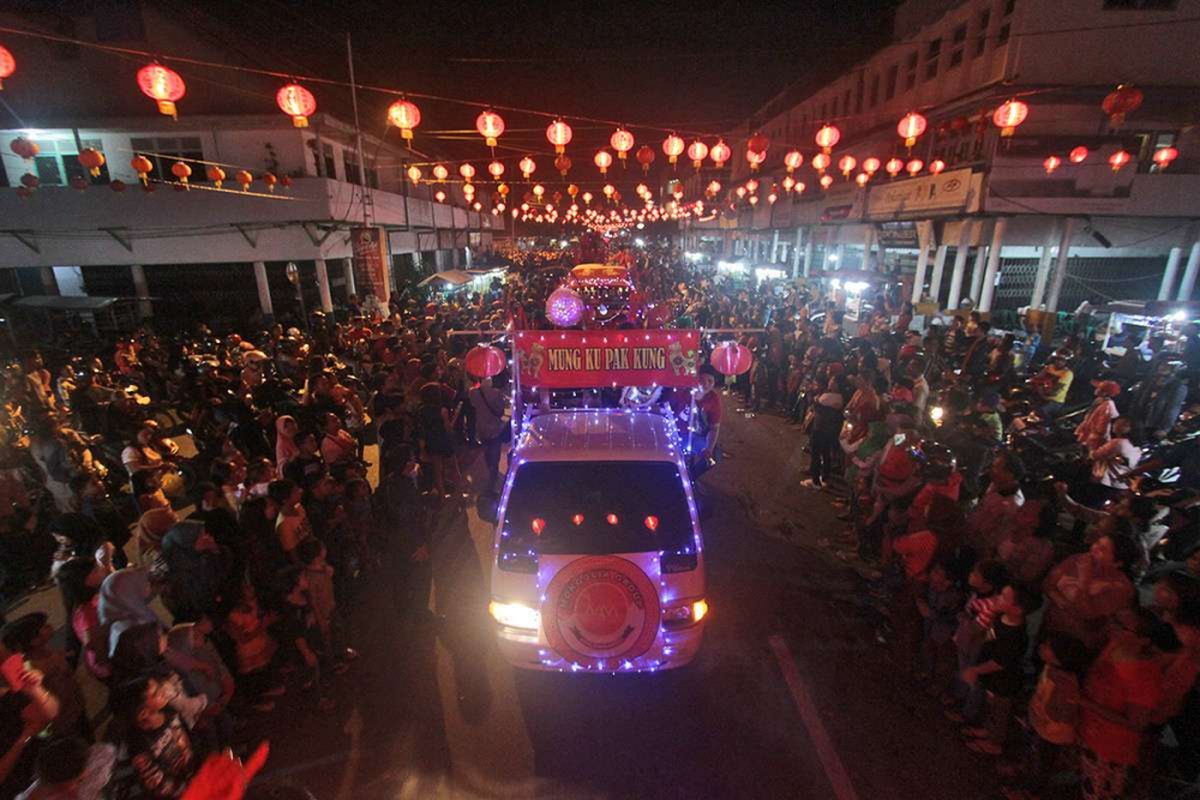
[{"x1": 514, "y1": 329, "x2": 700, "y2": 388}]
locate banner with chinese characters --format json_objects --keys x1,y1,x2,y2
[
  {"x1": 350, "y1": 226, "x2": 391, "y2": 305},
  {"x1": 514, "y1": 329, "x2": 700, "y2": 388}
]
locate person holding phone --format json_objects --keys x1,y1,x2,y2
[{"x1": 0, "y1": 648, "x2": 59, "y2": 798}]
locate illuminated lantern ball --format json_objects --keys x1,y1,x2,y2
[
  {"x1": 1043, "y1": 155, "x2": 1062, "y2": 175},
  {"x1": 1108, "y1": 150, "x2": 1131, "y2": 172},
  {"x1": 706, "y1": 180, "x2": 721, "y2": 196},
  {"x1": 263, "y1": 172, "x2": 278, "y2": 192},
  {"x1": 434, "y1": 189, "x2": 447, "y2": 203},
  {"x1": 662, "y1": 134, "x2": 685, "y2": 165},
  {"x1": 602, "y1": 183, "x2": 615, "y2": 199},
  {"x1": 709, "y1": 139, "x2": 731, "y2": 167},
  {"x1": 811, "y1": 152, "x2": 831, "y2": 173},
  {"x1": 545, "y1": 287, "x2": 585, "y2": 327},
  {"x1": 767, "y1": 190, "x2": 778, "y2": 204},
  {"x1": 929, "y1": 159, "x2": 946, "y2": 175},
  {"x1": 745, "y1": 178, "x2": 759, "y2": 194},
  {"x1": 487, "y1": 160, "x2": 505, "y2": 179},
  {"x1": 137, "y1": 63, "x2": 186, "y2": 119},
  {"x1": 897, "y1": 111, "x2": 927, "y2": 148},
  {"x1": 838, "y1": 154, "x2": 857, "y2": 178},
  {"x1": 815, "y1": 124, "x2": 840, "y2": 153},
  {"x1": 783, "y1": 149, "x2": 804, "y2": 173},
  {"x1": 170, "y1": 161, "x2": 192, "y2": 186},
  {"x1": 747, "y1": 194, "x2": 759, "y2": 206},
  {"x1": 554, "y1": 154, "x2": 572, "y2": 176},
  {"x1": 1101, "y1": 84, "x2": 1143, "y2": 127},
  {"x1": 546, "y1": 118, "x2": 572, "y2": 154},
  {"x1": 885, "y1": 157, "x2": 904, "y2": 177},
  {"x1": 710, "y1": 341, "x2": 752, "y2": 376},
  {"x1": 782, "y1": 175, "x2": 795, "y2": 192},
  {"x1": 206, "y1": 165, "x2": 226, "y2": 187},
  {"x1": 906, "y1": 159, "x2": 924, "y2": 176},
  {"x1": 862, "y1": 156, "x2": 881, "y2": 176},
  {"x1": 532, "y1": 184, "x2": 545, "y2": 200},
  {"x1": 276, "y1": 83, "x2": 316, "y2": 128},
  {"x1": 459, "y1": 163, "x2": 476, "y2": 182},
  {"x1": 745, "y1": 149, "x2": 766, "y2": 171},
  {"x1": 518, "y1": 156, "x2": 536, "y2": 180},
  {"x1": 1069, "y1": 146, "x2": 1089, "y2": 164},
  {"x1": 235, "y1": 170, "x2": 253, "y2": 191},
  {"x1": 10, "y1": 136, "x2": 38, "y2": 160},
  {"x1": 0, "y1": 44, "x2": 14, "y2": 90},
  {"x1": 475, "y1": 109, "x2": 505, "y2": 147},
  {"x1": 747, "y1": 132, "x2": 770, "y2": 156},
  {"x1": 433, "y1": 164, "x2": 450, "y2": 181},
  {"x1": 77, "y1": 148, "x2": 105, "y2": 177},
  {"x1": 567, "y1": 184, "x2": 579, "y2": 198},
  {"x1": 688, "y1": 139, "x2": 709, "y2": 170},
  {"x1": 992, "y1": 99, "x2": 1028, "y2": 137},
  {"x1": 387, "y1": 99, "x2": 421, "y2": 140},
  {"x1": 464, "y1": 344, "x2": 507, "y2": 378},
  {"x1": 594, "y1": 149, "x2": 614, "y2": 175},
  {"x1": 130, "y1": 155, "x2": 154, "y2": 183},
  {"x1": 611, "y1": 127, "x2": 635, "y2": 161},
  {"x1": 406, "y1": 165, "x2": 422, "y2": 184},
  {"x1": 1153, "y1": 146, "x2": 1179, "y2": 170},
  {"x1": 854, "y1": 173, "x2": 869, "y2": 187},
  {"x1": 582, "y1": 191, "x2": 593, "y2": 204},
  {"x1": 819, "y1": 174, "x2": 835, "y2": 190}
]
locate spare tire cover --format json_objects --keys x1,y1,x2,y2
[{"x1": 542, "y1": 556, "x2": 661, "y2": 667}]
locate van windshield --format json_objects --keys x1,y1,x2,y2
[{"x1": 503, "y1": 461, "x2": 693, "y2": 555}]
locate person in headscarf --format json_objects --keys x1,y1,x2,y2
[
  {"x1": 274, "y1": 415, "x2": 300, "y2": 477},
  {"x1": 160, "y1": 521, "x2": 230, "y2": 624},
  {"x1": 98, "y1": 567, "x2": 162, "y2": 658}
]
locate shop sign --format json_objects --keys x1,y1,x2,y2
[{"x1": 514, "y1": 329, "x2": 700, "y2": 388}]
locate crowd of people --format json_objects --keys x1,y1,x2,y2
[{"x1": 0, "y1": 237, "x2": 1197, "y2": 799}]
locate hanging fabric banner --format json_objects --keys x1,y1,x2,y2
[
  {"x1": 350, "y1": 226, "x2": 391, "y2": 306},
  {"x1": 514, "y1": 329, "x2": 700, "y2": 388}
]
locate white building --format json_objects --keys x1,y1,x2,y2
[{"x1": 692, "y1": 0, "x2": 1200, "y2": 322}]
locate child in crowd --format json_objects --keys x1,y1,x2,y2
[
  {"x1": 270, "y1": 566, "x2": 335, "y2": 712},
  {"x1": 223, "y1": 584, "x2": 283, "y2": 713},
  {"x1": 961, "y1": 584, "x2": 1038, "y2": 755},
  {"x1": 946, "y1": 560, "x2": 1010, "y2": 725},
  {"x1": 295, "y1": 538, "x2": 356, "y2": 673},
  {"x1": 918, "y1": 560, "x2": 965, "y2": 688}
]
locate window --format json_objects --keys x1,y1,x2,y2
[
  {"x1": 950, "y1": 24, "x2": 966, "y2": 68},
  {"x1": 925, "y1": 38, "x2": 941, "y2": 80},
  {"x1": 321, "y1": 143, "x2": 338, "y2": 179},
  {"x1": 34, "y1": 155, "x2": 64, "y2": 186},
  {"x1": 974, "y1": 10, "x2": 990, "y2": 57},
  {"x1": 366, "y1": 167, "x2": 379, "y2": 189},
  {"x1": 886, "y1": 64, "x2": 899, "y2": 99},
  {"x1": 905, "y1": 51, "x2": 918, "y2": 90},
  {"x1": 869, "y1": 73, "x2": 880, "y2": 107},
  {"x1": 130, "y1": 136, "x2": 203, "y2": 183},
  {"x1": 997, "y1": 22, "x2": 1010, "y2": 44},
  {"x1": 344, "y1": 151, "x2": 361, "y2": 184}
]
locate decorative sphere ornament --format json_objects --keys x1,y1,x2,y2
[{"x1": 546, "y1": 287, "x2": 585, "y2": 327}]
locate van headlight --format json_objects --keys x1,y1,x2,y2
[
  {"x1": 488, "y1": 600, "x2": 541, "y2": 631},
  {"x1": 662, "y1": 599, "x2": 709, "y2": 629}
]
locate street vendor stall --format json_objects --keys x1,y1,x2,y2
[{"x1": 1095, "y1": 299, "x2": 1200, "y2": 357}]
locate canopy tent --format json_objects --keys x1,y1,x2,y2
[{"x1": 417, "y1": 268, "x2": 507, "y2": 289}]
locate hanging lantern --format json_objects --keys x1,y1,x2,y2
[
  {"x1": 475, "y1": 110, "x2": 505, "y2": 147},
  {"x1": 636, "y1": 183, "x2": 649, "y2": 197},
  {"x1": 815, "y1": 124, "x2": 841, "y2": 154},
  {"x1": 582, "y1": 191, "x2": 593, "y2": 204},
  {"x1": 235, "y1": 170, "x2": 253, "y2": 191},
  {"x1": 459, "y1": 163, "x2": 476, "y2": 183},
  {"x1": 0, "y1": 45, "x2": 14, "y2": 90},
  {"x1": 746, "y1": 149, "x2": 767, "y2": 171},
  {"x1": 497, "y1": 183, "x2": 509, "y2": 197},
  {"x1": 855, "y1": 173, "x2": 869, "y2": 187},
  {"x1": 170, "y1": 161, "x2": 192, "y2": 186},
  {"x1": 767, "y1": 190, "x2": 778, "y2": 204},
  {"x1": 747, "y1": 132, "x2": 770, "y2": 156},
  {"x1": 811, "y1": 152, "x2": 831, "y2": 173},
  {"x1": 434, "y1": 190, "x2": 447, "y2": 203},
  {"x1": 567, "y1": 184, "x2": 579, "y2": 198},
  {"x1": 549, "y1": 154, "x2": 568, "y2": 176},
  {"x1": 862, "y1": 157, "x2": 881, "y2": 176},
  {"x1": 687, "y1": 140, "x2": 709, "y2": 170},
  {"x1": 1153, "y1": 146, "x2": 1179, "y2": 170},
  {"x1": 735, "y1": 186, "x2": 746, "y2": 199},
  {"x1": 487, "y1": 160, "x2": 505, "y2": 179},
  {"x1": 1043, "y1": 155, "x2": 1062, "y2": 175},
  {"x1": 602, "y1": 184, "x2": 615, "y2": 199},
  {"x1": 546, "y1": 119, "x2": 573, "y2": 154},
  {"x1": 512, "y1": 156, "x2": 534, "y2": 180},
  {"x1": 206, "y1": 165, "x2": 226, "y2": 187},
  {"x1": 1069, "y1": 146, "x2": 1089, "y2": 164},
  {"x1": 707, "y1": 180, "x2": 721, "y2": 196},
  {"x1": 794, "y1": 181, "x2": 807, "y2": 195},
  {"x1": 137, "y1": 63, "x2": 186, "y2": 118},
  {"x1": 885, "y1": 157, "x2": 904, "y2": 177},
  {"x1": 387, "y1": 99, "x2": 421, "y2": 141},
  {"x1": 611, "y1": 128, "x2": 635, "y2": 162},
  {"x1": 662, "y1": 134, "x2": 685, "y2": 165},
  {"x1": 10, "y1": 137, "x2": 38, "y2": 160},
  {"x1": 545, "y1": 288, "x2": 585, "y2": 328},
  {"x1": 433, "y1": 164, "x2": 449, "y2": 181},
  {"x1": 929, "y1": 159, "x2": 946, "y2": 175},
  {"x1": 711, "y1": 341, "x2": 752, "y2": 376},
  {"x1": 782, "y1": 175, "x2": 795, "y2": 192},
  {"x1": 532, "y1": 184, "x2": 545, "y2": 201},
  {"x1": 634, "y1": 145, "x2": 656, "y2": 174},
  {"x1": 130, "y1": 155, "x2": 154, "y2": 184},
  {"x1": 280, "y1": 175, "x2": 293, "y2": 191},
  {"x1": 276, "y1": 83, "x2": 316, "y2": 128},
  {"x1": 906, "y1": 159, "x2": 924, "y2": 176},
  {"x1": 783, "y1": 150, "x2": 804, "y2": 174},
  {"x1": 838, "y1": 154, "x2": 857, "y2": 178},
  {"x1": 77, "y1": 148, "x2": 105, "y2": 177},
  {"x1": 747, "y1": 194, "x2": 759, "y2": 206},
  {"x1": 709, "y1": 139, "x2": 731, "y2": 167},
  {"x1": 819, "y1": 174, "x2": 834, "y2": 190},
  {"x1": 594, "y1": 150, "x2": 613, "y2": 175},
  {"x1": 406, "y1": 165, "x2": 422, "y2": 184},
  {"x1": 1108, "y1": 150, "x2": 1131, "y2": 172},
  {"x1": 897, "y1": 111, "x2": 927, "y2": 148},
  {"x1": 992, "y1": 99, "x2": 1028, "y2": 137},
  {"x1": 746, "y1": 178, "x2": 759, "y2": 193},
  {"x1": 1102, "y1": 85, "x2": 1143, "y2": 127}
]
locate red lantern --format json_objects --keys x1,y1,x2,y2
[
  {"x1": 906, "y1": 159, "x2": 924, "y2": 176},
  {"x1": 433, "y1": 164, "x2": 449, "y2": 181},
  {"x1": 687, "y1": 140, "x2": 709, "y2": 170},
  {"x1": 170, "y1": 161, "x2": 192, "y2": 186},
  {"x1": 709, "y1": 139, "x2": 731, "y2": 167},
  {"x1": 594, "y1": 150, "x2": 613, "y2": 175},
  {"x1": 262, "y1": 172, "x2": 278, "y2": 193},
  {"x1": 1108, "y1": 150, "x2": 1131, "y2": 172},
  {"x1": 811, "y1": 152, "x2": 831, "y2": 173},
  {"x1": 819, "y1": 174, "x2": 834, "y2": 190},
  {"x1": 662, "y1": 134, "x2": 685, "y2": 165},
  {"x1": 137, "y1": 63, "x2": 186, "y2": 118},
  {"x1": 235, "y1": 170, "x2": 253, "y2": 191},
  {"x1": 10, "y1": 137, "x2": 38, "y2": 160},
  {"x1": 517, "y1": 157, "x2": 536, "y2": 180},
  {"x1": 747, "y1": 194, "x2": 759, "y2": 206},
  {"x1": 710, "y1": 341, "x2": 752, "y2": 376},
  {"x1": 554, "y1": 154, "x2": 572, "y2": 176},
  {"x1": 1069, "y1": 146, "x2": 1089, "y2": 164},
  {"x1": 783, "y1": 149, "x2": 804, "y2": 173},
  {"x1": 387, "y1": 99, "x2": 421, "y2": 140},
  {"x1": 1043, "y1": 155, "x2": 1062, "y2": 175},
  {"x1": 0, "y1": 45, "x2": 14, "y2": 90},
  {"x1": 706, "y1": 180, "x2": 721, "y2": 196},
  {"x1": 897, "y1": 111, "x2": 927, "y2": 148},
  {"x1": 886, "y1": 158, "x2": 904, "y2": 177},
  {"x1": 1102, "y1": 85, "x2": 1143, "y2": 127},
  {"x1": 434, "y1": 190, "x2": 447, "y2": 203},
  {"x1": 611, "y1": 128, "x2": 635, "y2": 161},
  {"x1": 487, "y1": 160, "x2": 505, "y2": 180},
  {"x1": 746, "y1": 149, "x2": 766, "y2": 171},
  {"x1": 854, "y1": 173, "x2": 869, "y2": 187},
  {"x1": 476, "y1": 110, "x2": 505, "y2": 147},
  {"x1": 747, "y1": 132, "x2": 770, "y2": 156},
  {"x1": 929, "y1": 159, "x2": 946, "y2": 175},
  {"x1": 131, "y1": 155, "x2": 154, "y2": 183},
  {"x1": 459, "y1": 163, "x2": 476, "y2": 183},
  {"x1": 838, "y1": 155, "x2": 857, "y2": 178},
  {"x1": 203, "y1": 165, "x2": 224, "y2": 187},
  {"x1": 546, "y1": 119, "x2": 572, "y2": 154},
  {"x1": 276, "y1": 83, "x2": 316, "y2": 128},
  {"x1": 815, "y1": 124, "x2": 840, "y2": 153},
  {"x1": 862, "y1": 156, "x2": 881, "y2": 175},
  {"x1": 992, "y1": 99, "x2": 1028, "y2": 137},
  {"x1": 1153, "y1": 146, "x2": 1179, "y2": 170},
  {"x1": 77, "y1": 148, "x2": 105, "y2": 177}
]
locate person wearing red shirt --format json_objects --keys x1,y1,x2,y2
[{"x1": 691, "y1": 365, "x2": 723, "y2": 476}]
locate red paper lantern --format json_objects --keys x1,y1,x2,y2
[
  {"x1": 745, "y1": 149, "x2": 767, "y2": 171},
  {"x1": 783, "y1": 150, "x2": 804, "y2": 173},
  {"x1": 611, "y1": 128, "x2": 635, "y2": 161},
  {"x1": 1102, "y1": 85, "x2": 1143, "y2": 127},
  {"x1": 709, "y1": 139, "x2": 731, "y2": 167},
  {"x1": 205, "y1": 165, "x2": 225, "y2": 187},
  {"x1": 1153, "y1": 146, "x2": 1179, "y2": 170},
  {"x1": 1069, "y1": 146, "x2": 1089, "y2": 164},
  {"x1": 897, "y1": 112, "x2": 927, "y2": 147},
  {"x1": 77, "y1": 148, "x2": 105, "y2": 177},
  {"x1": 131, "y1": 155, "x2": 154, "y2": 183},
  {"x1": 476, "y1": 110, "x2": 505, "y2": 147},
  {"x1": 517, "y1": 157, "x2": 536, "y2": 180},
  {"x1": 815, "y1": 124, "x2": 840, "y2": 153},
  {"x1": 1043, "y1": 155, "x2": 1062, "y2": 175},
  {"x1": 459, "y1": 163, "x2": 476, "y2": 182},
  {"x1": 885, "y1": 158, "x2": 904, "y2": 177},
  {"x1": 838, "y1": 154, "x2": 857, "y2": 177},
  {"x1": 486, "y1": 160, "x2": 504, "y2": 180},
  {"x1": 554, "y1": 154, "x2": 572, "y2": 176},
  {"x1": 929, "y1": 159, "x2": 946, "y2": 175},
  {"x1": 464, "y1": 344, "x2": 506, "y2": 378},
  {"x1": 819, "y1": 174, "x2": 834, "y2": 190},
  {"x1": 137, "y1": 63, "x2": 185, "y2": 118},
  {"x1": 170, "y1": 161, "x2": 192, "y2": 186},
  {"x1": 546, "y1": 119, "x2": 572, "y2": 153},
  {"x1": 235, "y1": 170, "x2": 253, "y2": 191},
  {"x1": 747, "y1": 132, "x2": 770, "y2": 156},
  {"x1": 662, "y1": 134, "x2": 685, "y2": 164},
  {"x1": 906, "y1": 159, "x2": 924, "y2": 176},
  {"x1": 387, "y1": 99, "x2": 421, "y2": 140},
  {"x1": 687, "y1": 140, "x2": 709, "y2": 170},
  {"x1": 992, "y1": 99, "x2": 1028, "y2": 137},
  {"x1": 710, "y1": 341, "x2": 752, "y2": 376},
  {"x1": 854, "y1": 173, "x2": 869, "y2": 187},
  {"x1": 432, "y1": 164, "x2": 450, "y2": 181},
  {"x1": 594, "y1": 150, "x2": 613, "y2": 175},
  {"x1": 811, "y1": 152, "x2": 831, "y2": 173},
  {"x1": 747, "y1": 194, "x2": 759, "y2": 206},
  {"x1": 706, "y1": 180, "x2": 721, "y2": 196},
  {"x1": 263, "y1": 172, "x2": 279, "y2": 193},
  {"x1": 10, "y1": 137, "x2": 38, "y2": 160},
  {"x1": 862, "y1": 157, "x2": 881, "y2": 175},
  {"x1": 0, "y1": 45, "x2": 14, "y2": 90},
  {"x1": 276, "y1": 83, "x2": 316, "y2": 128},
  {"x1": 1108, "y1": 150, "x2": 1131, "y2": 172},
  {"x1": 434, "y1": 190, "x2": 446, "y2": 203}
]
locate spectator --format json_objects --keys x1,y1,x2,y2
[{"x1": 1042, "y1": 535, "x2": 1139, "y2": 650}]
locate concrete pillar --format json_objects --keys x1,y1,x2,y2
[
  {"x1": 1159, "y1": 247, "x2": 1183, "y2": 301},
  {"x1": 770, "y1": 229, "x2": 780, "y2": 263},
  {"x1": 1046, "y1": 217, "x2": 1078, "y2": 313},
  {"x1": 978, "y1": 217, "x2": 1008, "y2": 313},
  {"x1": 38, "y1": 266, "x2": 60, "y2": 295},
  {"x1": 969, "y1": 240, "x2": 989, "y2": 304},
  {"x1": 833, "y1": 243, "x2": 845, "y2": 269},
  {"x1": 1178, "y1": 241, "x2": 1200, "y2": 301},
  {"x1": 253, "y1": 261, "x2": 273, "y2": 318},
  {"x1": 912, "y1": 245, "x2": 931, "y2": 304},
  {"x1": 1030, "y1": 225, "x2": 1058, "y2": 309},
  {"x1": 790, "y1": 228, "x2": 803, "y2": 279},
  {"x1": 315, "y1": 258, "x2": 334, "y2": 313},
  {"x1": 803, "y1": 230, "x2": 815, "y2": 278},
  {"x1": 130, "y1": 264, "x2": 152, "y2": 319},
  {"x1": 929, "y1": 245, "x2": 950, "y2": 307},
  {"x1": 946, "y1": 222, "x2": 974, "y2": 310},
  {"x1": 342, "y1": 257, "x2": 357, "y2": 298},
  {"x1": 862, "y1": 226, "x2": 876, "y2": 270}
]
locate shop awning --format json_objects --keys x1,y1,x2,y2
[{"x1": 417, "y1": 270, "x2": 473, "y2": 287}]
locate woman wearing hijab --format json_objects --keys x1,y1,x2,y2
[
  {"x1": 274, "y1": 415, "x2": 300, "y2": 478},
  {"x1": 98, "y1": 567, "x2": 162, "y2": 658},
  {"x1": 160, "y1": 521, "x2": 231, "y2": 623}
]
